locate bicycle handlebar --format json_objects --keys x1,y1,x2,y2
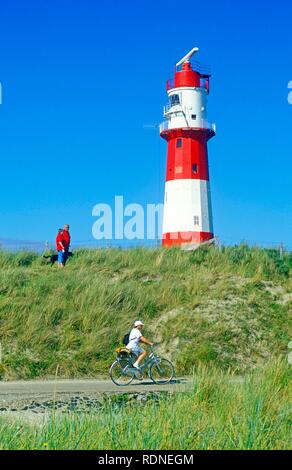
[{"x1": 150, "y1": 342, "x2": 161, "y2": 349}]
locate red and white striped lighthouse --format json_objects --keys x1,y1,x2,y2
[{"x1": 160, "y1": 47, "x2": 216, "y2": 247}]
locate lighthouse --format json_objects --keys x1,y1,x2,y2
[{"x1": 160, "y1": 47, "x2": 216, "y2": 247}]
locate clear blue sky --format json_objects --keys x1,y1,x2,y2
[{"x1": 0, "y1": 0, "x2": 291, "y2": 248}]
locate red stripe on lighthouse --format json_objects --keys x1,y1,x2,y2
[
  {"x1": 164, "y1": 134, "x2": 210, "y2": 182},
  {"x1": 160, "y1": 128, "x2": 214, "y2": 183},
  {"x1": 162, "y1": 231, "x2": 214, "y2": 246}
]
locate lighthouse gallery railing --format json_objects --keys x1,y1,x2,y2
[{"x1": 159, "y1": 120, "x2": 216, "y2": 134}]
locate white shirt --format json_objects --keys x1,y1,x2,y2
[{"x1": 127, "y1": 328, "x2": 142, "y2": 350}]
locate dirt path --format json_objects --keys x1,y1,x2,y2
[{"x1": 0, "y1": 377, "x2": 190, "y2": 406}]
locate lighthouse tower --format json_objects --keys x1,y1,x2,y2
[{"x1": 160, "y1": 47, "x2": 216, "y2": 246}]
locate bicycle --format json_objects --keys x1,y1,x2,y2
[{"x1": 109, "y1": 345, "x2": 175, "y2": 386}]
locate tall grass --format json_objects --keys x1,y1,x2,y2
[
  {"x1": 0, "y1": 359, "x2": 290, "y2": 450},
  {"x1": 0, "y1": 245, "x2": 291, "y2": 379}
]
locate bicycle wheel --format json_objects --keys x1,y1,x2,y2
[
  {"x1": 149, "y1": 358, "x2": 174, "y2": 384},
  {"x1": 109, "y1": 359, "x2": 135, "y2": 386}
]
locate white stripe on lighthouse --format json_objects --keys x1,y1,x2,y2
[
  {"x1": 163, "y1": 179, "x2": 213, "y2": 235},
  {"x1": 166, "y1": 87, "x2": 208, "y2": 130}
]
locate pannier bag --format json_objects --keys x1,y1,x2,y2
[{"x1": 115, "y1": 347, "x2": 130, "y2": 357}]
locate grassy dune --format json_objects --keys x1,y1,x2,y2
[
  {"x1": 0, "y1": 245, "x2": 291, "y2": 379},
  {"x1": 0, "y1": 359, "x2": 290, "y2": 450}
]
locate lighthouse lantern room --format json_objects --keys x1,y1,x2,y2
[{"x1": 160, "y1": 47, "x2": 216, "y2": 246}]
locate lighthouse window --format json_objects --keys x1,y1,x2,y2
[
  {"x1": 191, "y1": 114, "x2": 197, "y2": 120},
  {"x1": 192, "y1": 163, "x2": 198, "y2": 173},
  {"x1": 194, "y1": 216, "x2": 199, "y2": 226},
  {"x1": 170, "y1": 94, "x2": 180, "y2": 106},
  {"x1": 176, "y1": 139, "x2": 182, "y2": 148}
]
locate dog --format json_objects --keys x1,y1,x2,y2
[{"x1": 43, "y1": 251, "x2": 73, "y2": 266}]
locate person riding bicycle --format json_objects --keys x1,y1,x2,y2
[{"x1": 126, "y1": 320, "x2": 154, "y2": 369}]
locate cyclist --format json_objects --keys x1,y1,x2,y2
[{"x1": 126, "y1": 320, "x2": 154, "y2": 369}]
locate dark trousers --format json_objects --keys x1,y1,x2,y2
[{"x1": 63, "y1": 250, "x2": 69, "y2": 265}]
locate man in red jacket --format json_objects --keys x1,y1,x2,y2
[{"x1": 62, "y1": 224, "x2": 71, "y2": 265}]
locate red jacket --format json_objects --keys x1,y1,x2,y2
[
  {"x1": 56, "y1": 233, "x2": 64, "y2": 251},
  {"x1": 62, "y1": 230, "x2": 71, "y2": 250}
]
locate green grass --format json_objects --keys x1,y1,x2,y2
[
  {"x1": 0, "y1": 245, "x2": 291, "y2": 379},
  {"x1": 0, "y1": 359, "x2": 290, "y2": 450}
]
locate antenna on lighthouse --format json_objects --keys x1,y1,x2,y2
[{"x1": 176, "y1": 47, "x2": 199, "y2": 68}]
